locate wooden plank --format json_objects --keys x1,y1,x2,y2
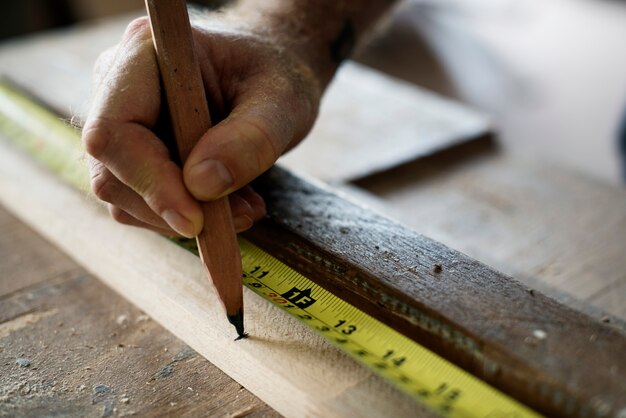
[
  {"x1": 278, "y1": 61, "x2": 491, "y2": 182},
  {"x1": 0, "y1": 209, "x2": 79, "y2": 297},
  {"x1": 0, "y1": 13, "x2": 491, "y2": 183},
  {"x1": 244, "y1": 165, "x2": 626, "y2": 418},
  {"x1": 0, "y1": 208, "x2": 278, "y2": 417},
  {"x1": 0, "y1": 140, "x2": 428, "y2": 417},
  {"x1": 353, "y1": 143, "x2": 626, "y2": 321}
]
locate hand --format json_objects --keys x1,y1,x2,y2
[{"x1": 82, "y1": 16, "x2": 321, "y2": 238}]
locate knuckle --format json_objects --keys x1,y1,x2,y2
[
  {"x1": 124, "y1": 17, "x2": 151, "y2": 39},
  {"x1": 91, "y1": 169, "x2": 118, "y2": 203},
  {"x1": 93, "y1": 47, "x2": 118, "y2": 80},
  {"x1": 236, "y1": 118, "x2": 280, "y2": 172},
  {"x1": 82, "y1": 122, "x2": 112, "y2": 160},
  {"x1": 132, "y1": 166, "x2": 158, "y2": 200},
  {"x1": 108, "y1": 205, "x2": 132, "y2": 225}
]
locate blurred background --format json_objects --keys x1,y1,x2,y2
[{"x1": 1, "y1": 0, "x2": 625, "y2": 185}]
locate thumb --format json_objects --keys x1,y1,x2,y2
[{"x1": 183, "y1": 84, "x2": 315, "y2": 201}]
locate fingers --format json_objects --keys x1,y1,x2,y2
[
  {"x1": 108, "y1": 205, "x2": 181, "y2": 237},
  {"x1": 229, "y1": 186, "x2": 267, "y2": 231},
  {"x1": 87, "y1": 121, "x2": 267, "y2": 235},
  {"x1": 103, "y1": 183, "x2": 266, "y2": 235},
  {"x1": 90, "y1": 17, "x2": 161, "y2": 125},
  {"x1": 88, "y1": 158, "x2": 170, "y2": 229},
  {"x1": 84, "y1": 120, "x2": 203, "y2": 238},
  {"x1": 236, "y1": 185, "x2": 267, "y2": 220},
  {"x1": 83, "y1": 17, "x2": 204, "y2": 238},
  {"x1": 85, "y1": 18, "x2": 313, "y2": 237},
  {"x1": 183, "y1": 71, "x2": 318, "y2": 201}
]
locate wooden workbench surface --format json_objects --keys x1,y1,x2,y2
[
  {"x1": 0, "y1": 207, "x2": 278, "y2": 417},
  {"x1": 1, "y1": 12, "x2": 625, "y2": 417}
]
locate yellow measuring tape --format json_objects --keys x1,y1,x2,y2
[{"x1": 0, "y1": 81, "x2": 540, "y2": 418}]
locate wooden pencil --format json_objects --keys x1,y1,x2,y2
[{"x1": 144, "y1": 0, "x2": 245, "y2": 339}]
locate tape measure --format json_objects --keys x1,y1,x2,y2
[{"x1": 0, "y1": 80, "x2": 540, "y2": 418}]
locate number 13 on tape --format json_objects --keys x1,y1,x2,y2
[{"x1": 237, "y1": 240, "x2": 539, "y2": 418}]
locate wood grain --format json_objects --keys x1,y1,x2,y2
[
  {"x1": 0, "y1": 211, "x2": 78, "y2": 297},
  {"x1": 244, "y1": 166, "x2": 626, "y2": 418},
  {"x1": 353, "y1": 142, "x2": 626, "y2": 321},
  {"x1": 145, "y1": 0, "x2": 243, "y2": 327},
  {"x1": 279, "y1": 61, "x2": 491, "y2": 182}
]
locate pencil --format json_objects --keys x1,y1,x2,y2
[{"x1": 144, "y1": 0, "x2": 245, "y2": 339}]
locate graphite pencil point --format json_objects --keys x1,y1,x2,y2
[{"x1": 227, "y1": 309, "x2": 246, "y2": 340}]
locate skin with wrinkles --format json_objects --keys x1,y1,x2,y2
[{"x1": 82, "y1": 0, "x2": 397, "y2": 238}]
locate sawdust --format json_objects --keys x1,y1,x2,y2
[{"x1": 15, "y1": 358, "x2": 30, "y2": 368}]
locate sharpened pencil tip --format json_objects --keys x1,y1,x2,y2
[
  {"x1": 235, "y1": 333, "x2": 248, "y2": 341},
  {"x1": 227, "y1": 309, "x2": 247, "y2": 340}
]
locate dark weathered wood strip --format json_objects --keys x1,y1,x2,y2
[{"x1": 245, "y1": 165, "x2": 626, "y2": 418}]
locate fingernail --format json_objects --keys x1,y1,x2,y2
[
  {"x1": 162, "y1": 209, "x2": 196, "y2": 238},
  {"x1": 188, "y1": 159, "x2": 233, "y2": 200},
  {"x1": 233, "y1": 215, "x2": 253, "y2": 232}
]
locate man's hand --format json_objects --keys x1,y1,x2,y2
[
  {"x1": 83, "y1": 16, "x2": 320, "y2": 237},
  {"x1": 82, "y1": 1, "x2": 396, "y2": 238}
]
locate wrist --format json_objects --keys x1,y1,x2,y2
[
  {"x1": 218, "y1": 1, "x2": 396, "y2": 90},
  {"x1": 230, "y1": 9, "x2": 347, "y2": 89}
]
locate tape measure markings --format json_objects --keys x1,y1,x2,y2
[{"x1": 236, "y1": 239, "x2": 533, "y2": 417}]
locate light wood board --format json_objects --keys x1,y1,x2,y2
[{"x1": 0, "y1": 139, "x2": 426, "y2": 417}]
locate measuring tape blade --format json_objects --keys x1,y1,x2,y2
[{"x1": 0, "y1": 80, "x2": 541, "y2": 418}]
